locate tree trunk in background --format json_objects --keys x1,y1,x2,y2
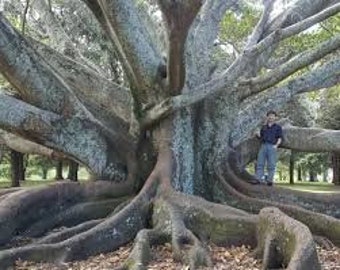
[
  {"x1": 55, "y1": 161, "x2": 63, "y2": 180},
  {"x1": 68, "y1": 160, "x2": 79, "y2": 182},
  {"x1": 297, "y1": 165, "x2": 302, "y2": 181},
  {"x1": 322, "y1": 167, "x2": 328, "y2": 182},
  {"x1": 18, "y1": 152, "x2": 25, "y2": 182},
  {"x1": 332, "y1": 153, "x2": 340, "y2": 185},
  {"x1": 289, "y1": 150, "x2": 295, "y2": 185},
  {"x1": 309, "y1": 167, "x2": 316, "y2": 182},
  {"x1": 42, "y1": 166, "x2": 48, "y2": 180},
  {"x1": 10, "y1": 150, "x2": 21, "y2": 187}
]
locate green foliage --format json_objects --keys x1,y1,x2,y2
[
  {"x1": 219, "y1": 7, "x2": 259, "y2": 47},
  {"x1": 317, "y1": 86, "x2": 340, "y2": 130}
]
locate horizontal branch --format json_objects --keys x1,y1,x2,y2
[
  {"x1": 240, "y1": 34, "x2": 340, "y2": 99},
  {"x1": 0, "y1": 130, "x2": 65, "y2": 159},
  {"x1": 231, "y1": 57, "x2": 340, "y2": 146},
  {"x1": 0, "y1": 94, "x2": 131, "y2": 180},
  {"x1": 0, "y1": 93, "x2": 60, "y2": 139},
  {"x1": 282, "y1": 124, "x2": 340, "y2": 153}
]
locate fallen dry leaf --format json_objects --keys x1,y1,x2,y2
[{"x1": 15, "y1": 244, "x2": 340, "y2": 270}]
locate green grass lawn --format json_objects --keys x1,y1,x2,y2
[
  {"x1": 0, "y1": 180, "x2": 56, "y2": 189},
  {"x1": 0, "y1": 167, "x2": 90, "y2": 189},
  {"x1": 277, "y1": 181, "x2": 340, "y2": 193}
]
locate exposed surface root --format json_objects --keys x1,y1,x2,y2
[
  {"x1": 227, "y1": 155, "x2": 340, "y2": 217},
  {"x1": 217, "y1": 171, "x2": 340, "y2": 247},
  {"x1": 313, "y1": 235, "x2": 335, "y2": 250},
  {"x1": 256, "y1": 207, "x2": 320, "y2": 270},
  {"x1": 1, "y1": 170, "x2": 338, "y2": 270},
  {"x1": 0, "y1": 181, "x2": 132, "y2": 246},
  {"x1": 37, "y1": 219, "x2": 103, "y2": 244},
  {"x1": 22, "y1": 197, "x2": 128, "y2": 238},
  {"x1": 115, "y1": 189, "x2": 258, "y2": 270},
  {"x1": 121, "y1": 229, "x2": 169, "y2": 270},
  {"x1": 0, "y1": 193, "x2": 151, "y2": 268}
]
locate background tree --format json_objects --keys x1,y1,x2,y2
[
  {"x1": 0, "y1": 0, "x2": 340, "y2": 269},
  {"x1": 318, "y1": 86, "x2": 340, "y2": 184}
]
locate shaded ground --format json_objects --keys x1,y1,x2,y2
[{"x1": 15, "y1": 243, "x2": 340, "y2": 270}]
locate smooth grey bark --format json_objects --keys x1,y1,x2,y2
[{"x1": 0, "y1": 94, "x2": 127, "y2": 180}]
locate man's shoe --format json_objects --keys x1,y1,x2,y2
[
  {"x1": 250, "y1": 180, "x2": 261, "y2": 185},
  {"x1": 267, "y1": 182, "x2": 273, "y2": 186}
]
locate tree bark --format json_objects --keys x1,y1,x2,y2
[
  {"x1": 331, "y1": 153, "x2": 340, "y2": 185},
  {"x1": 10, "y1": 150, "x2": 22, "y2": 187},
  {"x1": 298, "y1": 165, "x2": 302, "y2": 181},
  {"x1": 0, "y1": 1, "x2": 340, "y2": 269},
  {"x1": 55, "y1": 161, "x2": 63, "y2": 180},
  {"x1": 68, "y1": 160, "x2": 79, "y2": 182},
  {"x1": 289, "y1": 150, "x2": 295, "y2": 185}
]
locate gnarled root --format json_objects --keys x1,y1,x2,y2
[
  {"x1": 217, "y1": 171, "x2": 340, "y2": 247},
  {"x1": 256, "y1": 207, "x2": 320, "y2": 270},
  {"x1": 37, "y1": 219, "x2": 103, "y2": 244},
  {"x1": 0, "y1": 181, "x2": 133, "y2": 246},
  {"x1": 120, "y1": 229, "x2": 169, "y2": 270},
  {"x1": 0, "y1": 192, "x2": 151, "y2": 268},
  {"x1": 118, "y1": 191, "x2": 257, "y2": 269}
]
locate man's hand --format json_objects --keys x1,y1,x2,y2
[{"x1": 254, "y1": 130, "x2": 261, "y2": 138}]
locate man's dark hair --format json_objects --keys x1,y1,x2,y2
[{"x1": 266, "y1": 110, "x2": 277, "y2": 116}]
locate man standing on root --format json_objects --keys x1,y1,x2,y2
[{"x1": 255, "y1": 110, "x2": 283, "y2": 186}]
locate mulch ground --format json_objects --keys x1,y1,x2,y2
[{"x1": 14, "y1": 243, "x2": 340, "y2": 270}]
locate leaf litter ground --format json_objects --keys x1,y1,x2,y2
[{"x1": 15, "y1": 243, "x2": 340, "y2": 269}]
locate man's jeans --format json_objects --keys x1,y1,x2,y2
[{"x1": 256, "y1": 143, "x2": 277, "y2": 183}]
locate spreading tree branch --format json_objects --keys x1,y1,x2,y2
[
  {"x1": 241, "y1": 0, "x2": 339, "y2": 77},
  {"x1": 282, "y1": 124, "x2": 340, "y2": 153},
  {"x1": 231, "y1": 57, "x2": 340, "y2": 146},
  {"x1": 185, "y1": 0, "x2": 239, "y2": 88},
  {"x1": 83, "y1": 0, "x2": 164, "y2": 102},
  {"x1": 0, "y1": 130, "x2": 65, "y2": 159},
  {"x1": 0, "y1": 14, "x2": 80, "y2": 116},
  {"x1": 249, "y1": 3, "x2": 340, "y2": 57},
  {"x1": 245, "y1": 0, "x2": 275, "y2": 49},
  {"x1": 0, "y1": 93, "x2": 60, "y2": 141},
  {"x1": 29, "y1": 38, "x2": 132, "y2": 125},
  {"x1": 30, "y1": 0, "x2": 103, "y2": 74},
  {"x1": 0, "y1": 94, "x2": 130, "y2": 180},
  {"x1": 21, "y1": 0, "x2": 30, "y2": 35},
  {"x1": 158, "y1": 0, "x2": 202, "y2": 93},
  {"x1": 240, "y1": 34, "x2": 340, "y2": 100}
]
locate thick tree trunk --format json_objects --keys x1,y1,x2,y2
[
  {"x1": 332, "y1": 153, "x2": 340, "y2": 185},
  {"x1": 1, "y1": 1, "x2": 340, "y2": 269}
]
